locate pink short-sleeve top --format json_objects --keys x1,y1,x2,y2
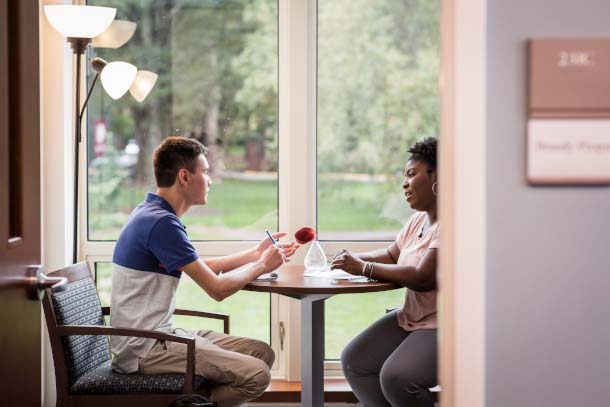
[{"x1": 395, "y1": 211, "x2": 439, "y2": 331}]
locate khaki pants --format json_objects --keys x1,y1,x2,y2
[{"x1": 138, "y1": 329, "x2": 274, "y2": 407}]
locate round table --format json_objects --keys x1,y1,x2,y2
[{"x1": 243, "y1": 265, "x2": 399, "y2": 407}]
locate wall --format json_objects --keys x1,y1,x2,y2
[
  {"x1": 486, "y1": 1, "x2": 610, "y2": 406},
  {"x1": 41, "y1": 0, "x2": 73, "y2": 404}
]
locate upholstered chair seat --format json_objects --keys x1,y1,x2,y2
[{"x1": 71, "y1": 360, "x2": 207, "y2": 394}]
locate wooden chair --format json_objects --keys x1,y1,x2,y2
[{"x1": 42, "y1": 262, "x2": 229, "y2": 407}]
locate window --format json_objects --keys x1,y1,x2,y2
[
  {"x1": 86, "y1": 0, "x2": 278, "y2": 353},
  {"x1": 82, "y1": 0, "x2": 439, "y2": 376},
  {"x1": 317, "y1": 0, "x2": 439, "y2": 359},
  {"x1": 317, "y1": 0, "x2": 439, "y2": 241},
  {"x1": 87, "y1": 0, "x2": 279, "y2": 241}
]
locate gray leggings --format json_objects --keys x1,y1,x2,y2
[{"x1": 341, "y1": 310, "x2": 437, "y2": 407}]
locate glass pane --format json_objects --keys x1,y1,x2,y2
[
  {"x1": 94, "y1": 263, "x2": 271, "y2": 344},
  {"x1": 87, "y1": 0, "x2": 279, "y2": 241},
  {"x1": 325, "y1": 289, "x2": 405, "y2": 360},
  {"x1": 95, "y1": 262, "x2": 112, "y2": 307},
  {"x1": 318, "y1": 0, "x2": 440, "y2": 359},
  {"x1": 317, "y1": 0, "x2": 440, "y2": 241}
]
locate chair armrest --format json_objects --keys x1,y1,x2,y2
[
  {"x1": 56, "y1": 324, "x2": 197, "y2": 393},
  {"x1": 56, "y1": 324, "x2": 193, "y2": 343},
  {"x1": 386, "y1": 307, "x2": 399, "y2": 314},
  {"x1": 174, "y1": 309, "x2": 230, "y2": 334},
  {"x1": 101, "y1": 307, "x2": 230, "y2": 334}
]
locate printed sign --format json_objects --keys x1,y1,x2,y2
[
  {"x1": 528, "y1": 38, "x2": 610, "y2": 184},
  {"x1": 527, "y1": 119, "x2": 610, "y2": 183}
]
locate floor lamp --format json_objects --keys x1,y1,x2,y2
[{"x1": 45, "y1": 6, "x2": 157, "y2": 264}]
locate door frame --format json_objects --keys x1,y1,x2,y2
[{"x1": 439, "y1": 0, "x2": 487, "y2": 406}]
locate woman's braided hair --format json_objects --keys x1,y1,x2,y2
[{"x1": 407, "y1": 137, "x2": 437, "y2": 171}]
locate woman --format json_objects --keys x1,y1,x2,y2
[{"x1": 331, "y1": 137, "x2": 439, "y2": 407}]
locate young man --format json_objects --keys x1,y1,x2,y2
[{"x1": 110, "y1": 136, "x2": 298, "y2": 407}]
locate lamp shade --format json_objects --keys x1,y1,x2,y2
[
  {"x1": 100, "y1": 62, "x2": 137, "y2": 100},
  {"x1": 44, "y1": 5, "x2": 116, "y2": 39},
  {"x1": 129, "y1": 70, "x2": 158, "y2": 102},
  {"x1": 92, "y1": 20, "x2": 137, "y2": 49}
]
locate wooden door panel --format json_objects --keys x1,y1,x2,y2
[{"x1": 0, "y1": 1, "x2": 42, "y2": 405}]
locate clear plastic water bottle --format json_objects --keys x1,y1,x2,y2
[{"x1": 304, "y1": 239, "x2": 327, "y2": 271}]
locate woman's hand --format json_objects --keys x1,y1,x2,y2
[
  {"x1": 254, "y1": 232, "x2": 300, "y2": 261},
  {"x1": 330, "y1": 249, "x2": 365, "y2": 276}
]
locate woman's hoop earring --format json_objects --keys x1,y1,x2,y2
[{"x1": 432, "y1": 183, "x2": 438, "y2": 196}]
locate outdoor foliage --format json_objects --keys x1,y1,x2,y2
[
  {"x1": 88, "y1": 0, "x2": 438, "y2": 177},
  {"x1": 318, "y1": 0, "x2": 439, "y2": 176},
  {"x1": 87, "y1": 0, "x2": 439, "y2": 237}
]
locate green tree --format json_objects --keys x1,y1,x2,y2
[
  {"x1": 317, "y1": 0, "x2": 439, "y2": 176},
  {"x1": 89, "y1": 0, "x2": 182, "y2": 185},
  {"x1": 230, "y1": 0, "x2": 278, "y2": 170},
  {"x1": 87, "y1": 0, "x2": 437, "y2": 191}
]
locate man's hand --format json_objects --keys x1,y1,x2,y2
[
  {"x1": 259, "y1": 245, "x2": 286, "y2": 274},
  {"x1": 330, "y1": 249, "x2": 365, "y2": 276},
  {"x1": 254, "y1": 232, "x2": 300, "y2": 261}
]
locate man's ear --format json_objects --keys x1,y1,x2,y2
[
  {"x1": 430, "y1": 169, "x2": 438, "y2": 183},
  {"x1": 177, "y1": 168, "x2": 189, "y2": 185}
]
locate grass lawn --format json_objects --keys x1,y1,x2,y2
[
  {"x1": 89, "y1": 178, "x2": 409, "y2": 240},
  {"x1": 325, "y1": 288, "x2": 405, "y2": 359}
]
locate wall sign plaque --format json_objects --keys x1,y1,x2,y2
[{"x1": 527, "y1": 38, "x2": 610, "y2": 184}]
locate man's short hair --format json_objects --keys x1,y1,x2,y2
[{"x1": 153, "y1": 137, "x2": 208, "y2": 187}]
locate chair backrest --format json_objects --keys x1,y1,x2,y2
[{"x1": 42, "y1": 262, "x2": 110, "y2": 388}]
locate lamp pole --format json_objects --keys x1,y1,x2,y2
[{"x1": 68, "y1": 38, "x2": 90, "y2": 264}]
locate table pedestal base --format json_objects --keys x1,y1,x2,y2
[{"x1": 289, "y1": 293, "x2": 331, "y2": 407}]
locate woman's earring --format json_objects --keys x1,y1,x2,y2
[{"x1": 432, "y1": 183, "x2": 438, "y2": 196}]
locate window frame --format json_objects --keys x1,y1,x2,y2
[{"x1": 80, "y1": 0, "x2": 410, "y2": 380}]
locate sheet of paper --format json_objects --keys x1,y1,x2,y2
[
  {"x1": 303, "y1": 267, "x2": 366, "y2": 280},
  {"x1": 254, "y1": 272, "x2": 278, "y2": 281}
]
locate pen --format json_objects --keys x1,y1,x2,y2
[{"x1": 265, "y1": 229, "x2": 277, "y2": 246}]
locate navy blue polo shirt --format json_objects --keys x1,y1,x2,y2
[
  {"x1": 109, "y1": 193, "x2": 200, "y2": 373},
  {"x1": 113, "y1": 192, "x2": 199, "y2": 277}
]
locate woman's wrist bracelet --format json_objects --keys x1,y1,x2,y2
[{"x1": 362, "y1": 261, "x2": 373, "y2": 279}]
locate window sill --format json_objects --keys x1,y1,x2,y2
[{"x1": 254, "y1": 379, "x2": 440, "y2": 404}]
